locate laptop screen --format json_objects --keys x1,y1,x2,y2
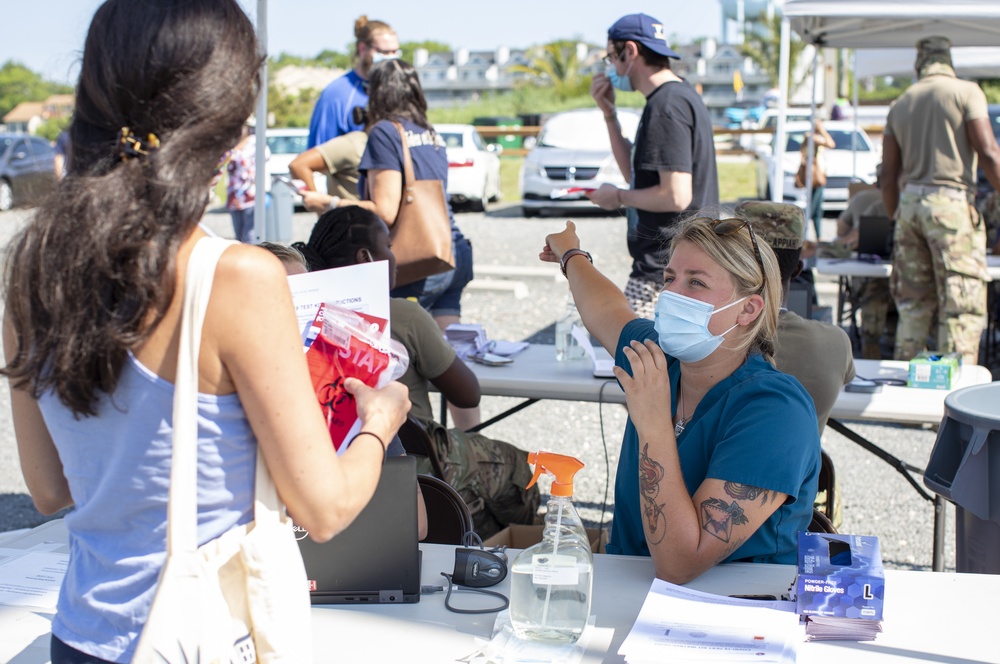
[
  {"x1": 295, "y1": 455, "x2": 421, "y2": 604},
  {"x1": 857, "y1": 215, "x2": 892, "y2": 259}
]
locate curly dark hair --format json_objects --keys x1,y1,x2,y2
[
  {"x1": 1, "y1": 0, "x2": 261, "y2": 417},
  {"x1": 293, "y1": 206, "x2": 386, "y2": 271},
  {"x1": 365, "y1": 59, "x2": 432, "y2": 132}
]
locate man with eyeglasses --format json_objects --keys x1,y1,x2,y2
[
  {"x1": 307, "y1": 16, "x2": 400, "y2": 149},
  {"x1": 587, "y1": 13, "x2": 719, "y2": 319}
]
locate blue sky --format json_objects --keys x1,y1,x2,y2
[{"x1": 3, "y1": 1, "x2": 726, "y2": 85}]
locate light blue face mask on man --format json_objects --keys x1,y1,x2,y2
[
  {"x1": 372, "y1": 52, "x2": 400, "y2": 65},
  {"x1": 653, "y1": 290, "x2": 747, "y2": 363},
  {"x1": 605, "y1": 59, "x2": 634, "y2": 92}
]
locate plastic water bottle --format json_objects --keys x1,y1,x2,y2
[
  {"x1": 510, "y1": 452, "x2": 593, "y2": 644},
  {"x1": 555, "y1": 299, "x2": 586, "y2": 362}
]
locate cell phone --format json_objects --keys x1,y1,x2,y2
[
  {"x1": 471, "y1": 352, "x2": 513, "y2": 366},
  {"x1": 272, "y1": 174, "x2": 307, "y2": 192},
  {"x1": 845, "y1": 380, "x2": 883, "y2": 394}
]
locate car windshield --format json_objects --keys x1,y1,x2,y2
[
  {"x1": 266, "y1": 134, "x2": 308, "y2": 155},
  {"x1": 783, "y1": 129, "x2": 871, "y2": 152},
  {"x1": 538, "y1": 113, "x2": 639, "y2": 150},
  {"x1": 990, "y1": 106, "x2": 1000, "y2": 142},
  {"x1": 440, "y1": 133, "x2": 463, "y2": 148}
]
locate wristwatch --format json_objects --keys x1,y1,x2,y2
[{"x1": 560, "y1": 248, "x2": 593, "y2": 277}]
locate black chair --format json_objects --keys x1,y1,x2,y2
[
  {"x1": 397, "y1": 415, "x2": 446, "y2": 480},
  {"x1": 816, "y1": 449, "x2": 838, "y2": 525},
  {"x1": 418, "y1": 474, "x2": 474, "y2": 545},
  {"x1": 809, "y1": 509, "x2": 839, "y2": 534}
]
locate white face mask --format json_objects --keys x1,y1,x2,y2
[
  {"x1": 653, "y1": 290, "x2": 747, "y2": 363},
  {"x1": 372, "y1": 52, "x2": 400, "y2": 65}
]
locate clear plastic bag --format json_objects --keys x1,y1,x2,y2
[{"x1": 304, "y1": 303, "x2": 409, "y2": 452}]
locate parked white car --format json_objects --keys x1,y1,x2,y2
[
  {"x1": 264, "y1": 127, "x2": 326, "y2": 205},
  {"x1": 755, "y1": 120, "x2": 880, "y2": 213},
  {"x1": 436, "y1": 124, "x2": 501, "y2": 212},
  {"x1": 519, "y1": 108, "x2": 641, "y2": 217},
  {"x1": 740, "y1": 107, "x2": 814, "y2": 152}
]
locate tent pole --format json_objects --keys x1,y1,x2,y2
[
  {"x1": 804, "y1": 46, "x2": 820, "y2": 240},
  {"x1": 852, "y1": 49, "x2": 860, "y2": 181},
  {"x1": 773, "y1": 16, "x2": 792, "y2": 204},
  {"x1": 253, "y1": 0, "x2": 268, "y2": 243}
]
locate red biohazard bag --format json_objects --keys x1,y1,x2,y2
[{"x1": 304, "y1": 303, "x2": 409, "y2": 452}]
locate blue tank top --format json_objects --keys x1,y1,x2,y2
[{"x1": 37, "y1": 353, "x2": 256, "y2": 662}]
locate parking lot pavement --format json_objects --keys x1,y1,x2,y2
[{"x1": 0, "y1": 205, "x2": 958, "y2": 571}]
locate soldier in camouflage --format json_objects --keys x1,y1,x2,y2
[{"x1": 882, "y1": 36, "x2": 1000, "y2": 364}]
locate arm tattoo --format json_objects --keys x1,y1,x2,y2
[
  {"x1": 700, "y1": 497, "x2": 749, "y2": 543},
  {"x1": 638, "y1": 443, "x2": 667, "y2": 544},
  {"x1": 724, "y1": 481, "x2": 774, "y2": 505}
]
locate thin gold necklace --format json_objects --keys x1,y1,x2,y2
[{"x1": 674, "y1": 380, "x2": 687, "y2": 436}]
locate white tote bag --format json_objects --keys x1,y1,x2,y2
[{"x1": 133, "y1": 237, "x2": 312, "y2": 664}]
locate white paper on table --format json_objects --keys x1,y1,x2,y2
[
  {"x1": 287, "y1": 261, "x2": 391, "y2": 344},
  {"x1": 618, "y1": 578, "x2": 800, "y2": 663},
  {"x1": 463, "y1": 610, "x2": 612, "y2": 664},
  {"x1": 570, "y1": 326, "x2": 615, "y2": 377},
  {"x1": 0, "y1": 551, "x2": 68, "y2": 609}
]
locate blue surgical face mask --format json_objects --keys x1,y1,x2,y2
[
  {"x1": 605, "y1": 58, "x2": 634, "y2": 92},
  {"x1": 372, "y1": 52, "x2": 400, "y2": 65},
  {"x1": 653, "y1": 290, "x2": 748, "y2": 363}
]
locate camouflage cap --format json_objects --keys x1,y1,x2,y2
[
  {"x1": 735, "y1": 200, "x2": 804, "y2": 251},
  {"x1": 917, "y1": 35, "x2": 952, "y2": 56}
]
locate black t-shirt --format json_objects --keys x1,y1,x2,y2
[{"x1": 628, "y1": 80, "x2": 719, "y2": 279}]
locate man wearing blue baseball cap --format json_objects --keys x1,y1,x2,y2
[{"x1": 588, "y1": 13, "x2": 719, "y2": 318}]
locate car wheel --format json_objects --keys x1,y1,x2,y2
[
  {"x1": 522, "y1": 205, "x2": 540, "y2": 218},
  {"x1": 0, "y1": 180, "x2": 12, "y2": 212},
  {"x1": 469, "y1": 197, "x2": 485, "y2": 213}
]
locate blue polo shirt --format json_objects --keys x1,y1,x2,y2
[
  {"x1": 607, "y1": 319, "x2": 820, "y2": 564},
  {"x1": 307, "y1": 70, "x2": 367, "y2": 148}
]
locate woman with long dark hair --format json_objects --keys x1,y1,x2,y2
[
  {"x1": 356, "y1": 59, "x2": 474, "y2": 334},
  {"x1": 2, "y1": 2, "x2": 409, "y2": 661}
]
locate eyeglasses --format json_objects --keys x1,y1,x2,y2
[
  {"x1": 697, "y1": 217, "x2": 766, "y2": 290},
  {"x1": 369, "y1": 45, "x2": 402, "y2": 56},
  {"x1": 602, "y1": 49, "x2": 623, "y2": 67}
]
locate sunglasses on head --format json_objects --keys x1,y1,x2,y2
[{"x1": 692, "y1": 217, "x2": 766, "y2": 290}]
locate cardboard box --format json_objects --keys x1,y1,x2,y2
[
  {"x1": 796, "y1": 532, "x2": 884, "y2": 620},
  {"x1": 908, "y1": 351, "x2": 962, "y2": 389},
  {"x1": 483, "y1": 524, "x2": 608, "y2": 554}
]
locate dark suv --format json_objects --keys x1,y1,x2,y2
[{"x1": 0, "y1": 134, "x2": 57, "y2": 211}]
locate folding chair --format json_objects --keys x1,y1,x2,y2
[{"x1": 418, "y1": 474, "x2": 474, "y2": 545}]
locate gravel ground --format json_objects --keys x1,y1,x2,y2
[{"x1": 0, "y1": 203, "x2": 982, "y2": 572}]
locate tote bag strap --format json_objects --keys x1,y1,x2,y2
[
  {"x1": 392, "y1": 121, "x2": 417, "y2": 198},
  {"x1": 167, "y1": 236, "x2": 238, "y2": 555}
]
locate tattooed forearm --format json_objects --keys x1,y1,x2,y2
[
  {"x1": 638, "y1": 443, "x2": 667, "y2": 544},
  {"x1": 724, "y1": 482, "x2": 773, "y2": 505},
  {"x1": 700, "y1": 497, "x2": 749, "y2": 543}
]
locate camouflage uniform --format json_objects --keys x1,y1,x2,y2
[
  {"x1": 416, "y1": 422, "x2": 541, "y2": 539},
  {"x1": 884, "y1": 36, "x2": 991, "y2": 365},
  {"x1": 890, "y1": 189, "x2": 987, "y2": 363}
]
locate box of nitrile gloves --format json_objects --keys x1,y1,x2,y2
[
  {"x1": 907, "y1": 352, "x2": 961, "y2": 389},
  {"x1": 795, "y1": 532, "x2": 884, "y2": 620}
]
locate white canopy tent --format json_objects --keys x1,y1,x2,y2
[
  {"x1": 771, "y1": 0, "x2": 1000, "y2": 209},
  {"x1": 855, "y1": 47, "x2": 1000, "y2": 80}
]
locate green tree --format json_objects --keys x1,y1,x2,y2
[
  {"x1": 740, "y1": 14, "x2": 807, "y2": 92},
  {"x1": 0, "y1": 61, "x2": 72, "y2": 118},
  {"x1": 508, "y1": 40, "x2": 592, "y2": 100},
  {"x1": 400, "y1": 40, "x2": 451, "y2": 66},
  {"x1": 36, "y1": 116, "x2": 70, "y2": 142}
]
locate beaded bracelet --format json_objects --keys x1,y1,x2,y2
[{"x1": 351, "y1": 431, "x2": 387, "y2": 464}]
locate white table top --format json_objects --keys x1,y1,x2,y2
[
  {"x1": 816, "y1": 254, "x2": 1000, "y2": 280},
  {"x1": 468, "y1": 346, "x2": 994, "y2": 426},
  {"x1": 0, "y1": 519, "x2": 995, "y2": 663}
]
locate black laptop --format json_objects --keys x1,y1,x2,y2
[
  {"x1": 857, "y1": 215, "x2": 893, "y2": 259},
  {"x1": 295, "y1": 455, "x2": 421, "y2": 604}
]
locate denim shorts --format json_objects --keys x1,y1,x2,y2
[{"x1": 390, "y1": 236, "x2": 473, "y2": 318}]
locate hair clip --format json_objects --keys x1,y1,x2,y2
[{"x1": 117, "y1": 127, "x2": 160, "y2": 162}]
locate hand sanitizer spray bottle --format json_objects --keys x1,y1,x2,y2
[{"x1": 509, "y1": 452, "x2": 593, "y2": 644}]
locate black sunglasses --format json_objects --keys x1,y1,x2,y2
[{"x1": 694, "y1": 217, "x2": 766, "y2": 290}]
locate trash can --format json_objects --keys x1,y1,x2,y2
[
  {"x1": 265, "y1": 174, "x2": 294, "y2": 243},
  {"x1": 924, "y1": 382, "x2": 1000, "y2": 574},
  {"x1": 472, "y1": 116, "x2": 523, "y2": 150}
]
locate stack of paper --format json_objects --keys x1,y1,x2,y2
[
  {"x1": 804, "y1": 615, "x2": 883, "y2": 641},
  {"x1": 618, "y1": 579, "x2": 800, "y2": 664}
]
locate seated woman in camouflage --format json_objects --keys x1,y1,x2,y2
[{"x1": 292, "y1": 206, "x2": 540, "y2": 538}]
